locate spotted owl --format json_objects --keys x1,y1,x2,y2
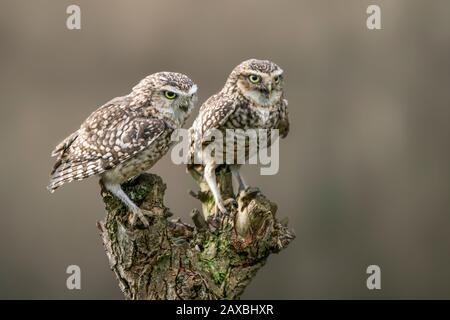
[
  {"x1": 48, "y1": 72, "x2": 198, "y2": 226},
  {"x1": 190, "y1": 59, "x2": 289, "y2": 214}
]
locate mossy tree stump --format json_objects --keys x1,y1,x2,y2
[{"x1": 97, "y1": 166, "x2": 295, "y2": 300}]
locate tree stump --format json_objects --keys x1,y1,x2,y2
[{"x1": 97, "y1": 166, "x2": 295, "y2": 300}]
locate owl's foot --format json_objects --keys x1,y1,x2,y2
[
  {"x1": 214, "y1": 198, "x2": 238, "y2": 216},
  {"x1": 209, "y1": 202, "x2": 228, "y2": 230},
  {"x1": 215, "y1": 201, "x2": 229, "y2": 216},
  {"x1": 129, "y1": 208, "x2": 153, "y2": 227},
  {"x1": 208, "y1": 199, "x2": 236, "y2": 229}
]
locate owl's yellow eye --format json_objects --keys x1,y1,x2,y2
[
  {"x1": 163, "y1": 90, "x2": 178, "y2": 99},
  {"x1": 248, "y1": 74, "x2": 261, "y2": 84},
  {"x1": 274, "y1": 76, "x2": 280, "y2": 84}
]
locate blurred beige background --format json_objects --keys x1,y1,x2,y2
[{"x1": 0, "y1": 0, "x2": 449, "y2": 299}]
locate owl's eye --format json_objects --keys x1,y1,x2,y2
[
  {"x1": 248, "y1": 74, "x2": 261, "y2": 84},
  {"x1": 274, "y1": 76, "x2": 281, "y2": 84},
  {"x1": 163, "y1": 90, "x2": 178, "y2": 100}
]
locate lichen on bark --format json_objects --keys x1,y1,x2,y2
[{"x1": 98, "y1": 167, "x2": 295, "y2": 300}]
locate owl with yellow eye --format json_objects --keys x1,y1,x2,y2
[
  {"x1": 48, "y1": 72, "x2": 198, "y2": 226},
  {"x1": 189, "y1": 59, "x2": 290, "y2": 215}
]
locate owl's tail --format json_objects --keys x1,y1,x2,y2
[
  {"x1": 47, "y1": 161, "x2": 76, "y2": 192},
  {"x1": 48, "y1": 158, "x2": 104, "y2": 192},
  {"x1": 48, "y1": 131, "x2": 83, "y2": 192},
  {"x1": 51, "y1": 131, "x2": 78, "y2": 157}
]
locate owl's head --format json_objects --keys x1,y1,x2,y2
[
  {"x1": 229, "y1": 59, "x2": 284, "y2": 107},
  {"x1": 131, "y1": 72, "x2": 198, "y2": 127}
]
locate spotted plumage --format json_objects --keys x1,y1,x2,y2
[
  {"x1": 48, "y1": 72, "x2": 198, "y2": 225},
  {"x1": 190, "y1": 59, "x2": 289, "y2": 214}
]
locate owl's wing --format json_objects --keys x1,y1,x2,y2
[
  {"x1": 197, "y1": 93, "x2": 237, "y2": 135},
  {"x1": 188, "y1": 93, "x2": 238, "y2": 168},
  {"x1": 277, "y1": 98, "x2": 290, "y2": 138},
  {"x1": 48, "y1": 98, "x2": 166, "y2": 191},
  {"x1": 50, "y1": 96, "x2": 130, "y2": 166}
]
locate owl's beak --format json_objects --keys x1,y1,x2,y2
[
  {"x1": 266, "y1": 83, "x2": 273, "y2": 95},
  {"x1": 179, "y1": 104, "x2": 189, "y2": 112}
]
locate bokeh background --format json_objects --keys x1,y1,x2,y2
[{"x1": 0, "y1": 0, "x2": 449, "y2": 299}]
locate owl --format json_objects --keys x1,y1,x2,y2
[
  {"x1": 48, "y1": 72, "x2": 198, "y2": 226},
  {"x1": 190, "y1": 59, "x2": 289, "y2": 215}
]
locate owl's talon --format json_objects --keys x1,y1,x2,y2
[
  {"x1": 130, "y1": 209, "x2": 152, "y2": 227},
  {"x1": 208, "y1": 198, "x2": 237, "y2": 230},
  {"x1": 206, "y1": 215, "x2": 220, "y2": 230},
  {"x1": 215, "y1": 202, "x2": 229, "y2": 216}
]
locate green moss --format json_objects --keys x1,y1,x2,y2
[
  {"x1": 154, "y1": 253, "x2": 171, "y2": 273},
  {"x1": 197, "y1": 233, "x2": 234, "y2": 286},
  {"x1": 212, "y1": 271, "x2": 226, "y2": 285},
  {"x1": 127, "y1": 184, "x2": 150, "y2": 203},
  {"x1": 229, "y1": 251, "x2": 248, "y2": 266}
]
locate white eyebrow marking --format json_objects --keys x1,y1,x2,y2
[
  {"x1": 161, "y1": 84, "x2": 197, "y2": 96},
  {"x1": 272, "y1": 69, "x2": 284, "y2": 76},
  {"x1": 161, "y1": 86, "x2": 184, "y2": 95},
  {"x1": 188, "y1": 84, "x2": 198, "y2": 95},
  {"x1": 243, "y1": 69, "x2": 284, "y2": 77},
  {"x1": 244, "y1": 71, "x2": 267, "y2": 77}
]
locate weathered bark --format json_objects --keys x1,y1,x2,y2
[{"x1": 98, "y1": 166, "x2": 295, "y2": 300}]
